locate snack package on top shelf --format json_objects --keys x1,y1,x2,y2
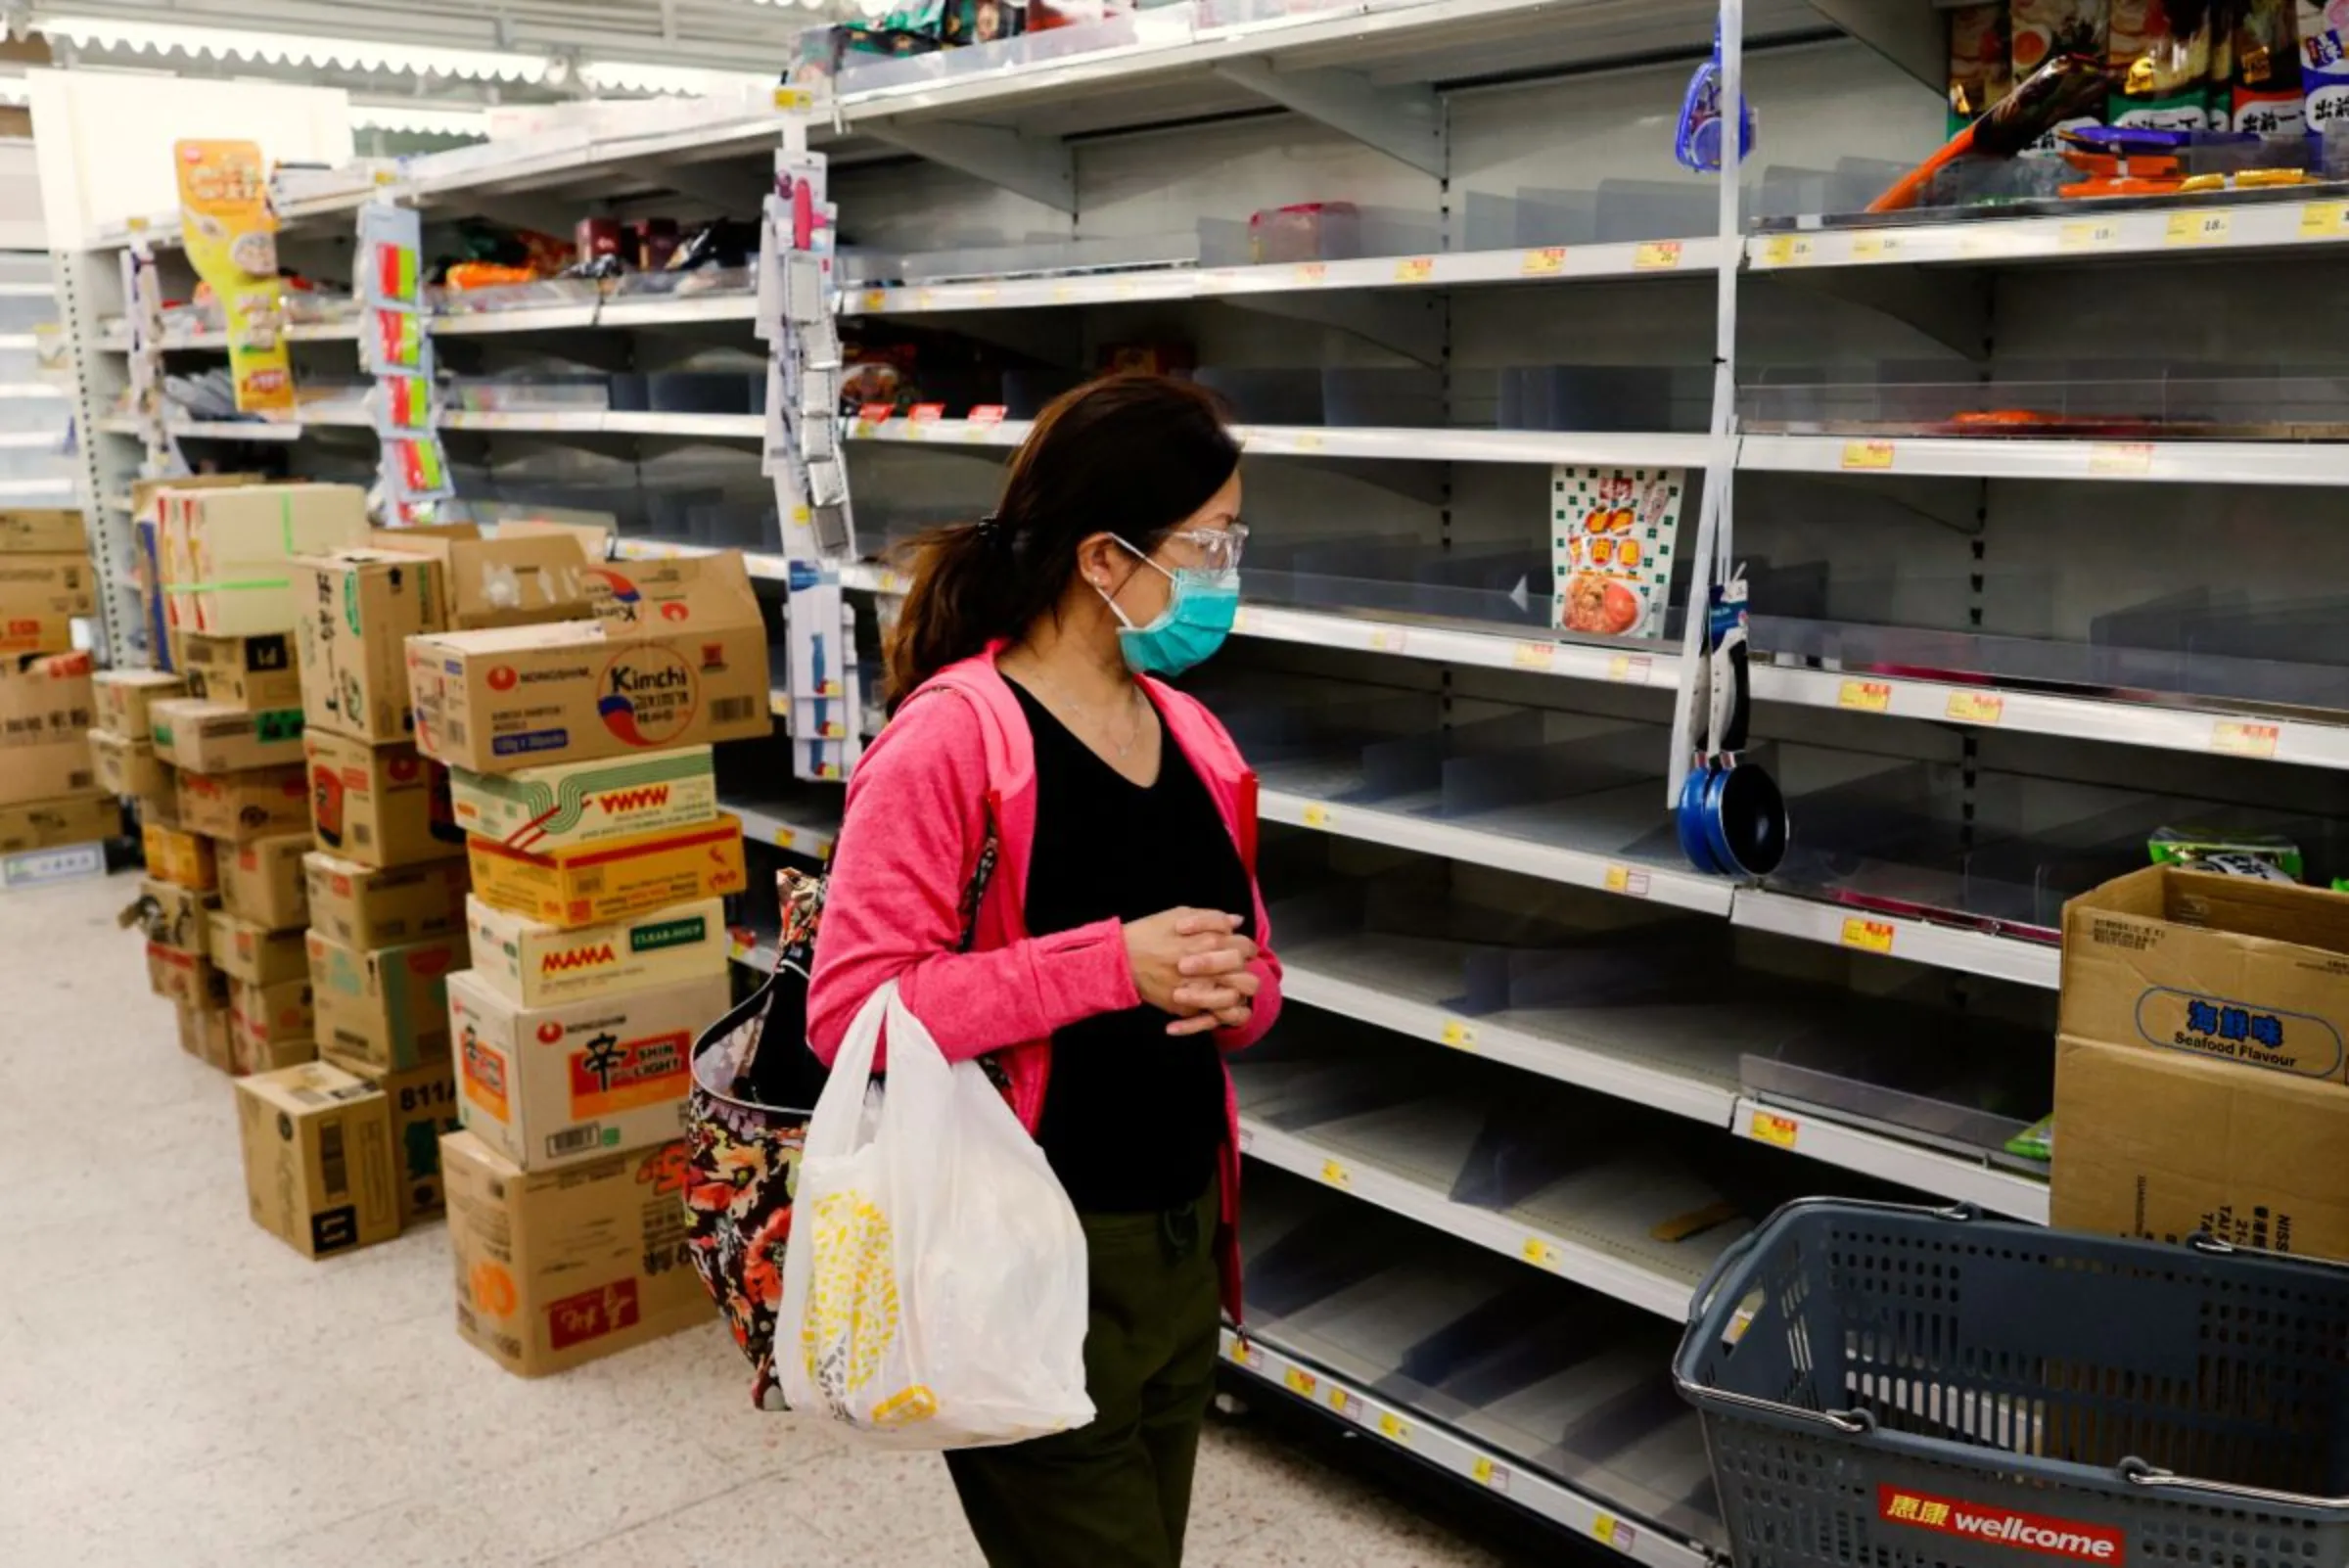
[
  {"x1": 2111, "y1": 0, "x2": 2219, "y2": 127},
  {"x1": 2231, "y1": 0, "x2": 2306, "y2": 131},
  {"x1": 1249, "y1": 203, "x2": 1361, "y2": 263},
  {"x1": 1953, "y1": 4, "x2": 2018, "y2": 130},
  {"x1": 2298, "y1": 0, "x2": 2349, "y2": 130},
  {"x1": 2013, "y1": 0, "x2": 2110, "y2": 145},
  {"x1": 942, "y1": 0, "x2": 1027, "y2": 46}
]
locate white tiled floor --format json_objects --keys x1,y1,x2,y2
[{"x1": 0, "y1": 872, "x2": 1509, "y2": 1567}]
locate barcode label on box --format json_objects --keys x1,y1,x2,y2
[
  {"x1": 319, "y1": 1121, "x2": 348, "y2": 1198},
  {"x1": 547, "y1": 1125, "x2": 602, "y2": 1158},
  {"x1": 711, "y1": 697, "x2": 758, "y2": 724}
]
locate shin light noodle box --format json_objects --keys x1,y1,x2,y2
[
  {"x1": 443, "y1": 1130, "x2": 708, "y2": 1376},
  {"x1": 467, "y1": 895, "x2": 728, "y2": 1008},
  {"x1": 450, "y1": 967, "x2": 727, "y2": 1171},
  {"x1": 448, "y1": 745, "x2": 717, "y2": 853},
  {"x1": 234, "y1": 1062, "x2": 401, "y2": 1260}
]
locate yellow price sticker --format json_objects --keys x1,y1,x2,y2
[
  {"x1": 1635, "y1": 240, "x2": 1683, "y2": 270},
  {"x1": 1761, "y1": 234, "x2": 1816, "y2": 266},
  {"x1": 1607, "y1": 653, "x2": 1652, "y2": 683},
  {"x1": 772, "y1": 828, "x2": 797, "y2": 849},
  {"x1": 1594, "y1": 1514, "x2": 1637, "y2": 1552},
  {"x1": 1473, "y1": 1456, "x2": 1510, "y2": 1493},
  {"x1": 1521, "y1": 1236, "x2": 1562, "y2": 1270},
  {"x1": 1852, "y1": 233, "x2": 1899, "y2": 261},
  {"x1": 1288, "y1": 432, "x2": 1325, "y2": 452},
  {"x1": 1521, "y1": 247, "x2": 1567, "y2": 276},
  {"x1": 1366, "y1": 626, "x2": 1405, "y2": 653},
  {"x1": 1377, "y1": 1411, "x2": 1410, "y2": 1444},
  {"x1": 1513, "y1": 641, "x2": 1557, "y2": 669},
  {"x1": 1440, "y1": 1020, "x2": 1478, "y2": 1052},
  {"x1": 860, "y1": 289, "x2": 887, "y2": 313},
  {"x1": 2211, "y1": 720, "x2": 2281, "y2": 760},
  {"x1": 2060, "y1": 220, "x2": 2120, "y2": 252},
  {"x1": 2166, "y1": 210, "x2": 2233, "y2": 247},
  {"x1": 2301, "y1": 201, "x2": 2349, "y2": 237},
  {"x1": 1300, "y1": 803, "x2": 1330, "y2": 829},
  {"x1": 1748, "y1": 1109, "x2": 1801, "y2": 1150},
  {"x1": 1603, "y1": 864, "x2": 1651, "y2": 899},
  {"x1": 1293, "y1": 262, "x2": 1327, "y2": 286},
  {"x1": 1284, "y1": 1366, "x2": 1317, "y2": 1397},
  {"x1": 877, "y1": 570, "x2": 905, "y2": 594},
  {"x1": 2090, "y1": 441, "x2": 2154, "y2": 475},
  {"x1": 772, "y1": 87, "x2": 815, "y2": 111},
  {"x1": 1319, "y1": 1160, "x2": 1351, "y2": 1189},
  {"x1": 1326, "y1": 1386, "x2": 1354, "y2": 1415},
  {"x1": 1841, "y1": 439, "x2": 1896, "y2": 471},
  {"x1": 1945, "y1": 690, "x2": 2005, "y2": 725},
  {"x1": 1837, "y1": 679, "x2": 1893, "y2": 714},
  {"x1": 1841, "y1": 916, "x2": 1898, "y2": 955},
  {"x1": 1394, "y1": 256, "x2": 1435, "y2": 283}
]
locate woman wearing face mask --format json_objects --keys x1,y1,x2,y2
[{"x1": 806, "y1": 373, "x2": 1279, "y2": 1568}]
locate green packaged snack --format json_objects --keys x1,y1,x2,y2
[
  {"x1": 2004, "y1": 1114, "x2": 2052, "y2": 1163},
  {"x1": 2146, "y1": 825, "x2": 2304, "y2": 880}
]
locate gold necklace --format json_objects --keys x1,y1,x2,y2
[{"x1": 1019, "y1": 662, "x2": 1147, "y2": 761}]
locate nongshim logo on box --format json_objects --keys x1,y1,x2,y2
[
  {"x1": 596, "y1": 647, "x2": 698, "y2": 748},
  {"x1": 1878, "y1": 1486, "x2": 2124, "y2": 1564}
]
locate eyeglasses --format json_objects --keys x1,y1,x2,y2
[{"x1": 1160, "y1": 521, "x2": 1248, "y2": 574}]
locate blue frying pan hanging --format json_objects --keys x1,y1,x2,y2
[{"x1": 1677, "y1": 575, "x2": 1788, "y2": 877}]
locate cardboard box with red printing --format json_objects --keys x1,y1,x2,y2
[
  {"x1": 466, "y1": 814, "x2": 746, "y2": 931},
  {"x1": 0, "y1": 509, "x2": 88, "y2": 554},
  {"x1": 208, "y1": 909, "x2": 308, "y2": 988},
  {"x1": 303, "y1": 853, "x2": 468, "y2": 949},
  {"x1": 178, "y1": 998, "x2": 233, "y2": 1070},
  {"x1": 229, "y1": 976, "x2": 315, "y2": 1076},
  {"x1": 303, "y1": 730, "x2": 461, "y2": 868},
  {"x1": 149, "y1": 942, "x2": 227, "y2": 1009},
  {"x1": 406, "y1": 553, "x2": 768, "y2": 775},
  {"x1": 93, "y1": 669, "x2": 186, "y2": 738},
  {"x1": 161, "y1": 484, "x2": 370, "y2": 638},
  {"x1": 176, "y1": 763, "x2": 308, "y2": 843},
  {"x1": 442, "y1": 1130, "x2": 707, "y2": 1376},
  {"x1": 218, "y1": 832, "x2": 309, "y2": 930},
  {"x1": 142, "y1": 819, "x2": 215, "y2": 889},
  {"x1": 0, "y1": 652, "x2": 97, "y2": 807},
  {"x1": 0, "y1": 554, "x2": 91, "y2": 655}
]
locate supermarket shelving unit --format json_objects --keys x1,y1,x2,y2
[{"x1": 64, "y1": 7, "x2": 2349, "y2": 1558}]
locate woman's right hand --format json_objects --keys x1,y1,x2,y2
[{"x1": 1124, "y1": 907, "x2": 1246, "y2": 1021}]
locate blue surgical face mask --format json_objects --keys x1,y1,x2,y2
[{"x1": 1097, "y1": 541, "x2": 1238, "y2": 677}]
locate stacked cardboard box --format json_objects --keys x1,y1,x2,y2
[
  {"x1": 0, "y1": 510, "x2": 118, "y2": 877},
  {"x1": 426, "y1": 554, "x2": 764, "y2": 1374}
]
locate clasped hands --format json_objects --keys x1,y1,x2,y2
[{"x1": 1123, "y1": 907, "x2": 1261, "y2": 1037}]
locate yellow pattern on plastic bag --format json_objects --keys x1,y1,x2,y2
[{"x1": 800, "y1": 1190, "x2": 898, "y2": 1412}]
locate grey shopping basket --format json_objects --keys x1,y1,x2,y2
[{"x1": 1673, "y1": 1198, "x2": 2349, "y2": 1568}]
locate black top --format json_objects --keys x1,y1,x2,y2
[{"x1": 1010, "y1": 678, "x2": 1252, "y2": 1214}]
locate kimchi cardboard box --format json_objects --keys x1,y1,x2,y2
[
  {"x1": 180, "y1": 631, "x2": 301, "y2": 713},
  {"x1": 467, "y1": 813, "x2": 746, "y2": 931},
  {"x1": 303, "y1": 731, "x2": 459, "y2": 869},
  {"x1": 207, "y1": 909, "x2": 309, "y2": 988},
  {"x1": 161, "y1": 484, "x2": 369, "y2": 637},
  {"x1": 0, "y1": 509, "x2": 88, "y2": 554},
  {"x1": 307, "y1": 928, "x2": 466, "y2": 1074},
  {"x1": 466, "y1": 894, "x2": 728, "y2": 1009},
  {"x1": 302, "y1": 853, "x2": 468, "y2": 949},
  {"x1": 141, "y1": 819, "x2": 216, "y2": 890},
  {"x1": 2058, "y1": 866, "x2": 2349, "y2": 1083},
  {"x1": 450, "y1": 967, "x2": 724, "y2": 1172},
  {"x1": 291, "y1": 550, "x2": 443, "y2": 744},
  {"x1": 89, "y1": 729, "x2": 167, "y2": 800},
  {"x1": 234, "y1": 1061, "x2": 400, "y2": 1260},
  {"x1": 93, "y1": 669, "x2": 186, "y2": 737},
  {"x1": 0, "y1": 651, "x2": 97, "y2": 806},
  {"x1": 176, "y1": 763, "x2": 308, "y2": 844},
  {"x1": 218, "y1": 832, "x2": 310, "y2": 931},
  {"x1": 372, "y1": 529, "x2": 594, "y2": 632},
  {"x1": 442, "y1": 1130, "x2": 707, "y2": 1376},
  {"x1": 151, "y1": 697, "x2": 303, "y2": 774},
  {"x1": 448, "y1": 745, "x2": 717, "y2": 854},
  {"x1": 0, "y1": 793, "x2": 116, "y2": 853},
  {"x1": 228, "y1": 976, "x2": 315, "y2": 1077},
  {"x1": 406, "y1": 554, "x2": 767, "y2": 775}
]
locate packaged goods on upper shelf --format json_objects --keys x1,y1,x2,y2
[
  {"x1": 0, "y1": 652, "x2": 96, "y2": 807},
  {"x1": 218, "y1": 833, "x2": 309, "y2": 931},
  {"x1": 2053, "y1": 865, "x2": 2349, "y2": 1261},
  {"x1": 161, "y1": 484, "x2": 369, "y2": 637},
  {"x1": 88, "y1": 728, "x2": 166, "y2": 799},
  {"x1": 442, "y1": 1130, "x2": 709, "y2": 1376},
  {"x1": 406, "y1": 555, "x2": 769, "y2": 775},
  {"x1": 180, "y1": 632, "x2": 301, "y2": 712},
  {"x1": 2147, "y1": 824, "x2": 2304, "y2": 880},
  {"x1": 2299, "y1": 0, "x2": 2349, "y2": 129},
  {"x1": 0, "y1": 510, "x2": 88, "y2": 555},
  {"x1": 303, "y1": 730, "x2": 461, "y2": 869},
  {"x1": 2109, "y1": 0, "x2": 2217, "y2": 128},
  {"x1": 176, "y1": 763, "x2": 308, "y2": 844},
  {"x1": 450, "y1": 967, "x2": 725, "y2": 1173},
  {"x1": 150, "y1": 697, "x2": 302, "y2": 773},
  {"x1": 466, "y1": 814, "x2": 747, "y2": 930},
  {"x1": 303, "y1": 853, "x2": 470, "y2": 949},
  {"x1": 0, "y1": 793, "x2": 116, "y2": 853},
  {"x1": 307, "y1": 927, "x2": 467, "y2": 1075},
  {"x1": 236, "y1": 1062, "x2": 400, "y2": 1260},
  {"x1": 143, "y1": 819, "x2": 216, "y2": 890},
  {"x1": 1951, "y1": 5, "x2": 2016, "y2": 130},
  {"x1": 207, "y1": 909, "x2": 308, "y2": 989},
  {"x1": 466, "y1": 895, "x2": 728, "y2": 1009},
  {"x1": 368, "y1": 525, "x2": 595, "y2": 632},
  {"x1": 93, "y1": 669, "x2": 186, "y2": 739},
  {"x1": 448, "y1": 746, "x2": 717, "y2": 854}
]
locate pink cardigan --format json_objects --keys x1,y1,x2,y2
[{"x1": 805, "y1": 644, "x2": 1281, "y2": 1320}]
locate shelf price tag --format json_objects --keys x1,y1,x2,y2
[
  {"x1": 2089, "y1": 441, "x2": 2154, "y2": 475},
  {"x1": 1376, "y1": 1411, "x2": 1410, "y2": 1444},
  {"x1": 1593, "y1": 1514, "x2": 1638, "y2": 1553},
  {"x1": 771, "y1": 827, "x2": 798, "y2": 850},
  {"x1": 1603, "y1": 864, "x2": 1651, "y2": 899},
  {"x1": 1327, "y1": 1386, "x2": 1359, "y2": 1418},
  {"x1": 1440, "y1": 1020, "x2": 1478, "y2": 1052},
  {"x1": 2166, "y1": 210, "x2": 2233, "y2": 247},
  {"x1": 859, "y1": 289, "x2": 888, "y2": 313},
  {"x1": 2211, "y1": 720, "x2": 2281, "y2": 760},
  {"x1": 1852, "y1": 233, "x2": 1900, "y2": 261},
  {"x1": 2060, "y1": 220, "x2": 2120, "y2": 252},
  {"x1": 2300, "y1": 201, "x2": 2349, "y2": 238},
  {"x1": 1521, "y1": 1236, "x2": 1562, "y2": 1270},
  {"x1": 1760, "y1": 234, "x2": 1815, "y2": 267},
  {"x1": 1837, "y1": 679, "x2": 1893, "y2": 713},
  {"x1": 1287, "y1": 431, "x2": 1325, "y2": 452},
  {"x1": 1472, "y1": 1456, "x2": 1512, "y2": 1493},
  {"x1": 1607, "y1": 654, "x2": 1651, "y2": 683},
  {"x1": 1513, "y1": 641, "x2": 1557, "y2": 669},
  {"x1": 1635, "y1": 240, "x2": 1683, "y2": 270},
  {"x1": 1748, "y1": 1109, "x2": 1801, "y2": 1150},
  {"x1": 1229, "y1": 607, "x2": 1257, "y2": 634},
  {"x1": 1228, "y1": 1338, "x2": 1264, "y2": 1370},
  {"x1": 1840, "y1": 916, "x2": 1898, "y2": 955},
  {"x1": 1293, "y1": 262, "x2": 1326, "y2": 286},
  {"x1": 1283, "y1": 1366, "x2": 1317, "y2": 1398},
  {"x1": 1521, "y1": 247, "x2": 1567, "y2": 276},
  {"x1": 1944, "y1": 690, "x2": 2005, "y2": 725},
  {"x1": 1318, "y1": 1159, "x2": 1351, "y2": 1189},
  {"x1": 1365, "y1": 625, "x2": 1405, "y2": 652},
  {"x1": 1300, "y1": 803, "x2": 1331, "y2": 829},
  {"x1": 1394, "y1": 256, "x2": 1435, "y2": 283},
  {"x1": 1841, "y1": 439, "x2": 1895, "y2": 471}
]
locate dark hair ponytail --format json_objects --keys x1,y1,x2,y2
[{"x1": 885, "y1": 374, "x2": 1239, "y2": 704}]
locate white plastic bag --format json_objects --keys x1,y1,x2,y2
[{"x1": 777, "y1": 980, "x2": 1094, "y2": 1449}]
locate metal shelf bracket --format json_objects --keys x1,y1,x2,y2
[
  {"x1": 863, "y1": 120, "x2": 1078, "y2": 213},
  {"x1": 1211, "y1": 58, "x2": 1447, "y2": 179}
]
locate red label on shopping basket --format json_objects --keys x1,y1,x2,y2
[{"x1": 1878, "y1": 1486, "x2": 2125, "y2": 1563}]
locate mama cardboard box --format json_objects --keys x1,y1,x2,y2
[
  {"x1": 443, "y1": 1130, "x2": 708, "y2": 1376},
  {"x1": 235, "y1": 1062, "x2": 400, "y2": 1259},
  {"x1": 304, "y1": 731, "x2": 460, "y2": 868},
  {"x1": 176, "y1": 763, "x2": 308, "y2": 843},
  {"x1": 303, "y1": 853, "x2": 469, "y2": 949},
  {"x1": 467, "y1": 814, "x2": 746, "y2": 930},
  {"x1": 307, "y1": 928, "x2": 467, "y2": 1074},
  {"x1": 405, "y1": 554, "x2": 767, "y2": 775},
  {"x1": 450, "y1": 967, "x2": 725, "y2": 1172},
  {"x1": 447, "y1": 745, "x2": 717, "y2": 853},
  {"x1": 466, "y1": 895, "x2": 728, "y2": 1008}
]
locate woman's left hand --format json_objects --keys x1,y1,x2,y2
[{"x1": 1166, "y1": 936, "x2": 1260, "y2": 1035}]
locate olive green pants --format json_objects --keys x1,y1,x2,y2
[{"x1": 944, "y1": 1183, "x2": 1221, "y2": 1568}]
